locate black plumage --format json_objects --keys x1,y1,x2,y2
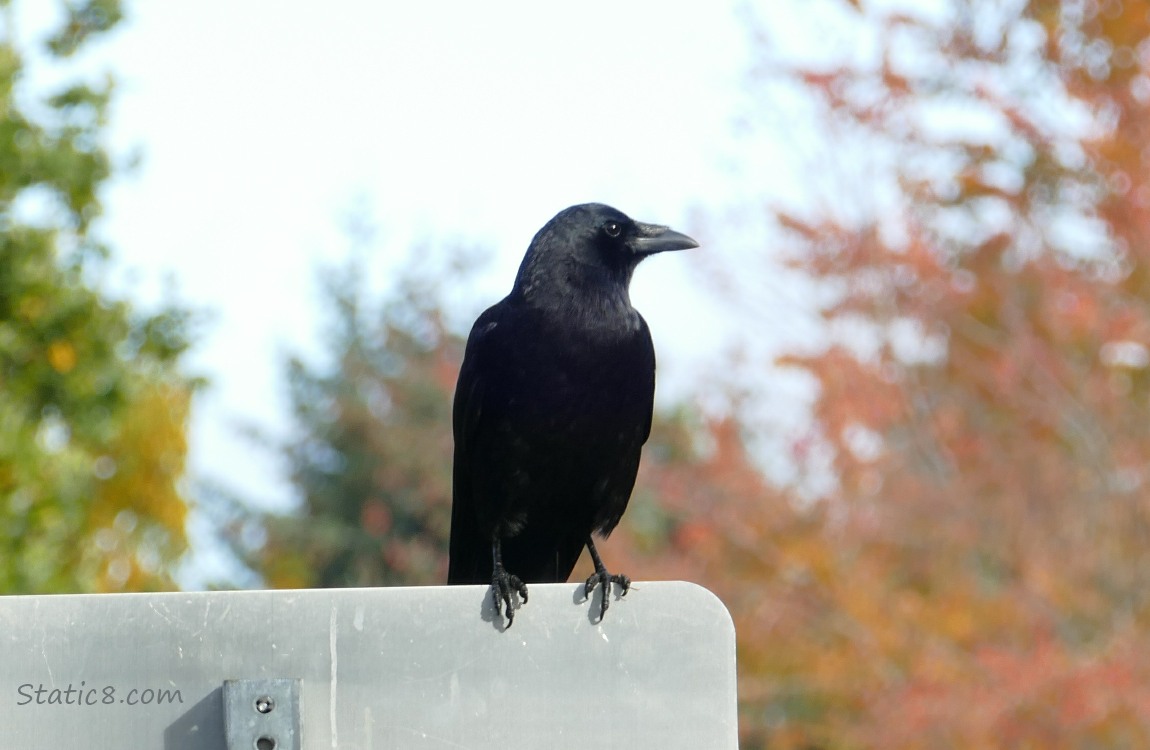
[{"x1": 447, "y1": 203, "x2": 698, "y2": 626}]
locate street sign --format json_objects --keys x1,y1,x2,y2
[{"x1": 1, "y1": 581, "x2": 737, "y2": 748}]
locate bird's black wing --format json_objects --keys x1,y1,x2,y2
[
  {"x1": 588, "y1": 313, "x2": 656, "y2": 538},
  {"x1": 447, "y1": 301, "x2": 513, "y2": 584}
]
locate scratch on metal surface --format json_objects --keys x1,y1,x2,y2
[
  {"x1": 194, "y1": 598, "x2": 210, "y2": 638},
  {"x1": 148, "y1": 601, "x2": 179, "y2": 628},
  {"x1": 196, "y1": 598, "x2": 232, "y2": 636},
  {"x1": 40, "y1": 631, "x2": 54, "y2": 685},
  {"x1": 397, "y1": 641, "x2": 488, "y2": 686},
  {"x1": 384, "y1": 725, "x2": 470, "y2": 749},
  {"x1": 330, "y1": 607, "x2": 339, "y2": 749},
  {"x1": 363, "y1": 706, "x2": 373, "y2": 750},
  {"x1": 353, "y1": 605, "x2": 365, "y2": 631}
]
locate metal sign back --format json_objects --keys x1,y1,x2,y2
[{"x1": 0, "y1": 581, "x2": 737, "y2": 748}]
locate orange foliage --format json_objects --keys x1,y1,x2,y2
[{"x1": 611, "y1": 1, "x2": 1150, "y2": 747}]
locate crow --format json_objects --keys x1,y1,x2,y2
[{"x1": 447, "y1": 203, "x2": 698, "y2": 626}]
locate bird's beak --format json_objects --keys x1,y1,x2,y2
[{"x1": 629, "y1": 222, "x2": 700, "y2": 256}]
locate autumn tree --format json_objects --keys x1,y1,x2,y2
[
  {"x1": 686, "y1": 0, "x2": 1150, "y2": 747},
  {"x1": 0, "y1": 0, "x2": 198, "y2": 593},
  {"x1": 226, "y1": 255, "x2": 463, "y2": 589}
]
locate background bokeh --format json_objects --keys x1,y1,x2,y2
[{"x1": 5, "y1": 1, "x2": 1150, "y2": 746}]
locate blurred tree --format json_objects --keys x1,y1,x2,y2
[
  {"x1": 689, "y1": 0, "x2": 1150, "y2": 747},
  {"x1": 0, "y1": 0, "x2": 198, "y2": 593},
  {"x1": 237, "y1": 258, "x2": 462, "y2": 588}
]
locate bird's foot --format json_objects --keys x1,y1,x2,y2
[
  {"x1": 491, "y1": 565, "x2": 529, "y2": 627},
  {"x1": 583, "y1": 568, "x2": 631, "y2": 622}
]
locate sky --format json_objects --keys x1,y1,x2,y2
[{"x1": 23, "y1": 1, "x2": 833, "y2": 583}]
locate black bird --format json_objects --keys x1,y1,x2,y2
[{"x1": 447, "y1": 203, "x2": 698, "y2": 626}]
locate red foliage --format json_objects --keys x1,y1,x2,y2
[{"x1": 611, "y1": 1, "x2": 1150, "y2": 747}]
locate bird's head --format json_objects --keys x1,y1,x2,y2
[{"x1": 513, "y1": 203, "x2": 698, "y2": 308}]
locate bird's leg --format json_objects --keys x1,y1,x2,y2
[
  {"x1": 490, "y1": 540, "x2": 529, "y2": 627},
  {"x1": 583, "y1": 536, "x2": 631, "y2": 622}
]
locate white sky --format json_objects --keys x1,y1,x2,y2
[{"x1": 20, "y1": 1, "x2": 840, "y2": 583}]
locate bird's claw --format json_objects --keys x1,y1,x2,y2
[
  {"x1": 491, "y1": 567, "x2": 529, "y2": 627},
  {"x1": 584, "y1": 569, "x2": 631, "y2": 622}
]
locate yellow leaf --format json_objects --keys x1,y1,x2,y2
[{"x1": 47, "y1": 340, "x2": 76, "y2": 373}]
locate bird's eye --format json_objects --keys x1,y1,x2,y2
[{"x1": 604, "y1": 221, "x2": 622, "y2": 238}]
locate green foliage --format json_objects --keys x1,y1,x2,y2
[
  {"x1": 44, "y1": 0, "x2": 123, "y2": 58},
  {"x1": 230, "y1": 257, "x2": 464, "y2": 588},
  {"x1": 0, "y1": 0, "x2": 197, "y2": 593}
]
